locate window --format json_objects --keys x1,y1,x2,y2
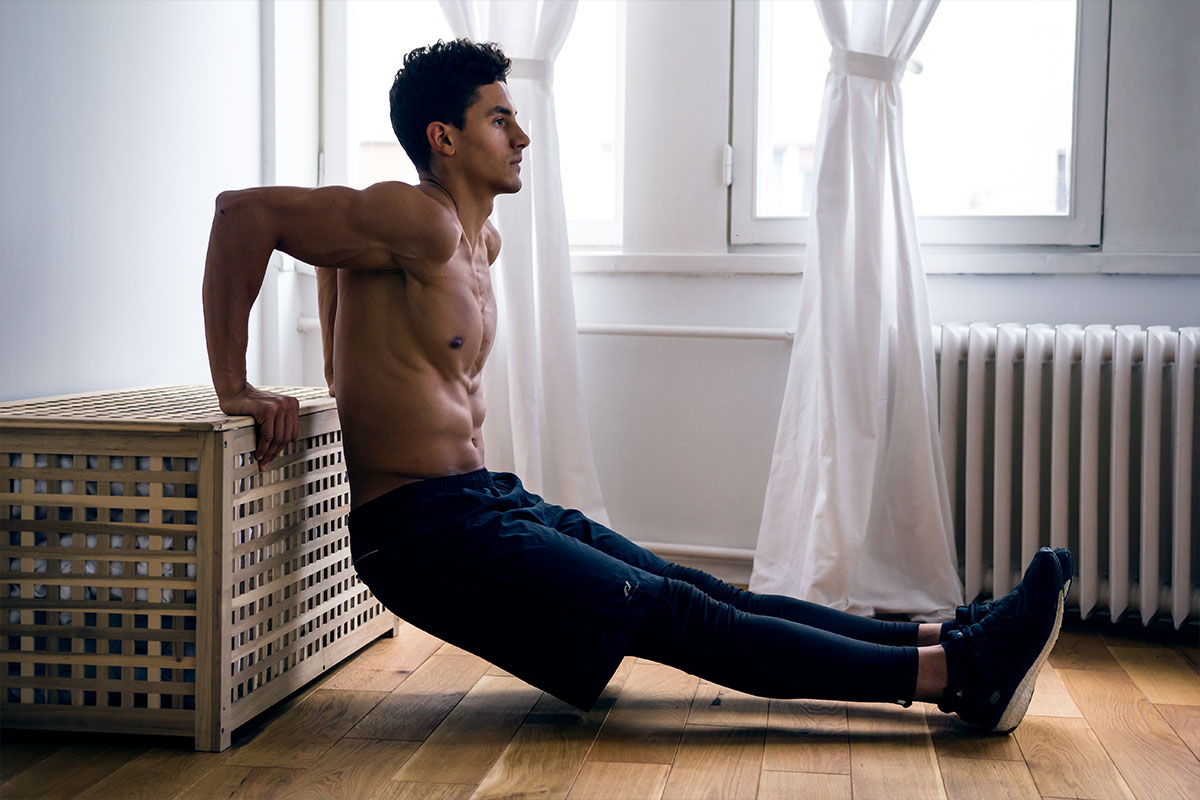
[
  {"x1": 341, "y1": 0, "x2": 450, "y2": 190},
  {"x1": 556, "y1": 0, "x2": 625, "y2": 246},
  {"x1": 730, "y1": 0, "x2": 1109, "y2": 246},
  {"x1": 323, "y1": 0, "x2": 622, "y2": 245}
]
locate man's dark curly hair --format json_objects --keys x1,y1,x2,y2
[{"x1": 390, "y1": 39, "x2": 511, "y2": 173}]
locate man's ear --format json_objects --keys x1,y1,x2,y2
[{"x1": 427, "y1": 122, "x2": 456, "y2": 159}]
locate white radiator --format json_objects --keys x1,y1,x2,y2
[{"x1": 936, "y1": 323, "x2": 1200, "y2": 628}]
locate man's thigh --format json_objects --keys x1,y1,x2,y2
[
  {"x1": 447, "y1": 508, "x2": 663, "y2": 615},
  {"x1": 530, "y1": 497, "x2": 675, "y2": 577}
]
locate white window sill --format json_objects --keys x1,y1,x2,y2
[{"x1": 569, "y1": 249, "x2": 1200, "y2": 276}]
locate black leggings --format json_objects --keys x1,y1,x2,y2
[{"x1": 629, "y1": 563, "x2": 920, "y2": 704}]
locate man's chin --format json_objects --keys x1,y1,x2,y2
[{"x1": 489, "y1": 176, "x2": 522, "y2": 196}]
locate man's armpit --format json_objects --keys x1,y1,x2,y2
[{"x1": 315, "y1": 266, "x2": 338, "y2": 395}]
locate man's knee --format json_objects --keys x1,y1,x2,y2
[
  {"x1": 628, "y1": 576, "x2": 751, "y2": 683},
  {"x1": 661, "y1": 562, "x2": 748, "y2": 608}
]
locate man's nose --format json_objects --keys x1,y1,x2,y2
[{"x1": 513, "y1": 124, "x2": 530, "y2": 149}]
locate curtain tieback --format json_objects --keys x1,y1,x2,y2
[
  {"x1": 830, "y1": 47, "x2": 909, "y2": 84},
  {"x1": 509, "y1": 57, "x2": 553, "y2": 84}
]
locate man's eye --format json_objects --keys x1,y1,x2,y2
[{"x1": 494, "y1": 118, "x2": 505, "y2": 125}]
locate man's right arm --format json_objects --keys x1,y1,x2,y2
[
  {"x1": 201, "y1": 183, "x2": 457, "y2": 468},
  {"x1": 202, "y1": 189, "x2": 300, "y2": 469}
]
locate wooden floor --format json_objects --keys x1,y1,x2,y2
[{"x1": 3, "y1": 617, "x2": 1198, "y2": 800}]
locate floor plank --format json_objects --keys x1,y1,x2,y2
[
  {"x1": 1156, "y1": 704, "x2": 1200, "y2": 762},
  {"x1": 1109, "y1": 646, "x2": 1200, "y2": 705},
  {"x1": 586, "y1": 662, "x2": 698, "y2": 765},
  {"x1": 1097, "y1": 627, "x2": 1174, "y2": 649},
  {"x1": 471, "y1": 721, "x2": 592, "y2": 800},
  {"x1": 688, "y1": 681, "x2": 769, "y2": 728},
  {"x1": 1012, "y1": 715, "x2": 1135, "y2": 800},
  {"x1": 925, "y1": 708, "x2": 1025, "y2": 762},
  {"x1": 76, "y1": 747, "x2": 224, "y2": 800},
  {"x1": 392, "y1": 675, "x2": 543, "y2": 784},
  {"x1": 346, "y1": 653, "x2": 491, "y2": 741},
  {"x1": 320, "y1": 623, "x2": 445, "y2": 693},
  {"x1": 1025, "y1": 663, "x2": 1084, "y2": 718},
  {"x1": 1176, "y1": 643, "x2": 1200, "y2": 676},
  {"x1": 223, "y1": 688, "x2": 386, "y2": 768},
  {"x1": 757, "y1": 771, "x2": 852, "y2": 800},
  {"x1": 378, "y1": 781, "x2": 478, "y2": 800},
  {"x1": 347, "y1": 624, "x2": 442, "y2": 671},
  {"x1": 471, "y1": 660, "x2": 633, "y2": 800},
  {"x1": 0, "y1": 743, "x2": 151, "y2": 800},
  {"x1": 1059, "y1": 667, "x2": 1200, "y2": 799},
  {"x1": 937, "y1": 756, "x2": 1040, "y2": 800},
  {"x1": 0, "y1": 739, "x2": 63, "y2": 785},
  {"x1": 763, "y1": 699, "x2": 850, "y2": 775},
  {"x1": 173, "y1": 766, "x2": 300, "y2": 800},
  {"x1": 847, "y1": 703, "x2": 946, "y2": 800},
  {"x1": 661, "y1": 724, "x2": 764, "y2": 800},
  {"x1": 1049, "y1": 629, "x2": 1123, "y2": 671},
  {"x1": 262, "y1": 738, "x2": 420, "y2": 800},
  {"x1": 566, "y1": 762, "x2": 670, "y2": 800}
]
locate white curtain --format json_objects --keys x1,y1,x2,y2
[
  {"x1": 440, "y1": 0, "x2": 608, "y2": 522},
  {"x1": 751, "y1": 0, "x2": 962, "y2": 621}
]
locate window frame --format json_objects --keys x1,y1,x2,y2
[{"x1": 729, "y1": 0, "x2": 1110, "y2": 247}]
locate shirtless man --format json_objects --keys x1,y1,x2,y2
[{"x1": 203, "y1": 39, "x2": 1070, "y2": 733}]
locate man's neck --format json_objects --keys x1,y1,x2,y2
[{"x1": 419, "y1": 173, "x2": 494, "y2": 253}]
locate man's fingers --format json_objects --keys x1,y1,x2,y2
[
  {"x1": 271, "y1": 407, "x2": 289, "y2": 462},
  {"x1": 261, "y1": 409, "x2": 284, "y2": 468},
  {"x1": 254, "y1": 408, "x2": 275, "y2": 464},
  {"x1": 284, "y1": 400, "x2": 299, "y2": 451},
  {"x1": 258, "y1": 398, "x2": 300, "y2": 470}
]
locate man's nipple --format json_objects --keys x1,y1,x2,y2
[{"x1": 450, "y1": 336, "x2": 464, "y2": 350}]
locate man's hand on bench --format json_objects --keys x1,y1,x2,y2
[{"x1": 217, "y1": 384, "x2": 301, "y2": 470}]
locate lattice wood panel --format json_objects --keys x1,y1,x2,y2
[
  {"x1": 0, "y1": 386, "x2": 394, "y2": 750},
  {"x1": 0, "y1": 385, "x2": 329, "y2": 431}
]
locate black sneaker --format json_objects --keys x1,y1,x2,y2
[
  {"x1": 939, "y1": 547, "x2": 1070, "y2": 733},
  {"x1": 955, "y1": 547, "x2": 1074, "y2": 626}
]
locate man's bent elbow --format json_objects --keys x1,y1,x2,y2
[
  {"x1": 214, "y1": 189, "x2": 249, "y2": 219},
  {"x1": 207, "y1": 189, "x2": 279, "y2": 265}
]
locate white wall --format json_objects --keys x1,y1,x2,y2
[
  {"x1": 1104, "y1": 0, "x2": 1200, "y2": 255},
  {"x1": 0, "y1": 0, "x2": 262, "y2": 403},
  {"x1": 575, "y1": 0, "x2": 1200, "y2": 557}
]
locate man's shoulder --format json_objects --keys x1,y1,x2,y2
[
  {"x1": 360, "y1": 181, "x2": 461, "y2": 265},
  {"x1": 361, "y1": 180, "x2": 453, "y2": 223}
]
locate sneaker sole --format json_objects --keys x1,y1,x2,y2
[{"x1": 991, "y1": 583, "x2": 1066, "y2": 733}]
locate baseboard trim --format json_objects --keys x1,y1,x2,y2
[{"x1": 636, "y1": 540, "x2": 756, "y2": 587}]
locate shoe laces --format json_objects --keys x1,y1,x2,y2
[{"x1": 986, "y1": 592, "x2": 1021, "y2": 622}]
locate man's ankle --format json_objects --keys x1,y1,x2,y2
[
  {"x1": 914, "y1": 644, "x2": 949, "y2": 702},
  {"x1": 916, "y1": 622, "x2": 950, "y2": 646}
]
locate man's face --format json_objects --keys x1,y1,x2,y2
[{"x1": 456, "y1": 81, "x2": 530, "y2": 194}]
